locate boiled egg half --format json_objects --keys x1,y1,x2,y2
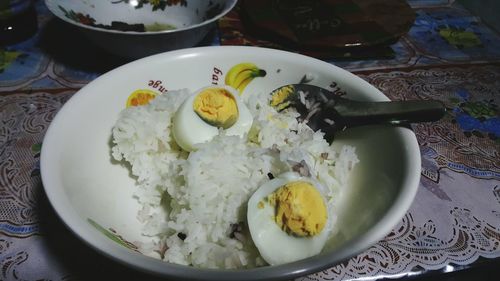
[
  {"x1": 247, "y1": 172, "x2": 331, "y2": 265},
  {"x1": 172, "y1": 85, "x2": 253, "y2": 151}
]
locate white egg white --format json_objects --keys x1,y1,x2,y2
[
  {"x1": 172, "y1": 85, "x2": 253, "y2": 151},
  {"x1": 247, "y1": 172, "x2": 332, "y2": 266}
]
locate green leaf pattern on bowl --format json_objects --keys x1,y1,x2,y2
[
  {"x1": 58, "y1": 6, "x2": 96, "y2": 26},
  {"x1": 87, "y1": 218, "x2": 140, "y2": 252}
]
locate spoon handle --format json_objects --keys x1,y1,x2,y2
[{"x1": 332, "y1": 98, "x2": 446, "y2": 127}]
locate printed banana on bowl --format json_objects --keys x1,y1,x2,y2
[{"x1": 225, "y1": 63, "x2": 267, "y2": 94}]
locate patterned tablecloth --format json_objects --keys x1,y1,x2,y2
[{"x1": 1, "y1": 0, "x2": 499, "y2": 280}]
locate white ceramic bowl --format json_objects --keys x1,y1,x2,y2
[
  {"x1": 41, "y1": 46, "x2": 421, "y2": 280},
  {"x1": 45, "y1": 0, "x2": 237, "y2": 58}
]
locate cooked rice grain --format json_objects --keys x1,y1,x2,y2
[{"x1": 111, "y1": 88, "x2": 358, "y2": 268}]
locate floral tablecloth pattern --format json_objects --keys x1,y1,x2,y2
[{"x1": 1, "y1": 1, "x2": 499, "y2": 280}]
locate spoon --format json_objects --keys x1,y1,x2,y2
[{"x1": 270, "y1": 84, "x2": 446, "y2": 139}]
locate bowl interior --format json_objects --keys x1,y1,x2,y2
[
  {"x1": 41, "y1": 46, "x2": 420, "y2": 280},
  {"x1": 45, "y1": 0, "x2": 233, "y2": 32}
]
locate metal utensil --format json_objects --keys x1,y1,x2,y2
[{"x1": 270, "y1": 84, "x2": 446, "y2": 139}]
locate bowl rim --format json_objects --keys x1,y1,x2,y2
[
  {"x1": 40, "y1": 46, "x2": 421, "y2": 281},
  {"x1": 44, "y1": 0, "x2": 238, "y2": 35}
]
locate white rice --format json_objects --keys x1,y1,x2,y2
[{"x1": 111, "y1": 88, "x2": 358, "y2": 269}]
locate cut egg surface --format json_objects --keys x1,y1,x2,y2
[
  {"x1": 172, "y1": 85, "x2": 253, "y2": 151},
  {"x1": 247, "y1": 172, "x2": 332, "y2": 266}
]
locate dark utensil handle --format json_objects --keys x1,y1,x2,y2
[{"x1": 332, "y1": 99, "x2": 446, "y2": 127}]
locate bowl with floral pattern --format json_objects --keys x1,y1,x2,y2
[{"x1": 45, "y1": 0, "x2": 237, "y2": 58}]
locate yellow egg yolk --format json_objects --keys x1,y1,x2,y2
[
  {"x1": 270, "y1": 85, "x2": 294, "y2": 110},
  {"x1": 268, "y1": 181, "x2": 327, "y2": 237},
  {"x1": 193, "y1": 88, "x2": 239, "y2": 129}
]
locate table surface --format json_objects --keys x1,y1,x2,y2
[{"x1": 1, "y1": 0, "x2": 499, "y2": 280}]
